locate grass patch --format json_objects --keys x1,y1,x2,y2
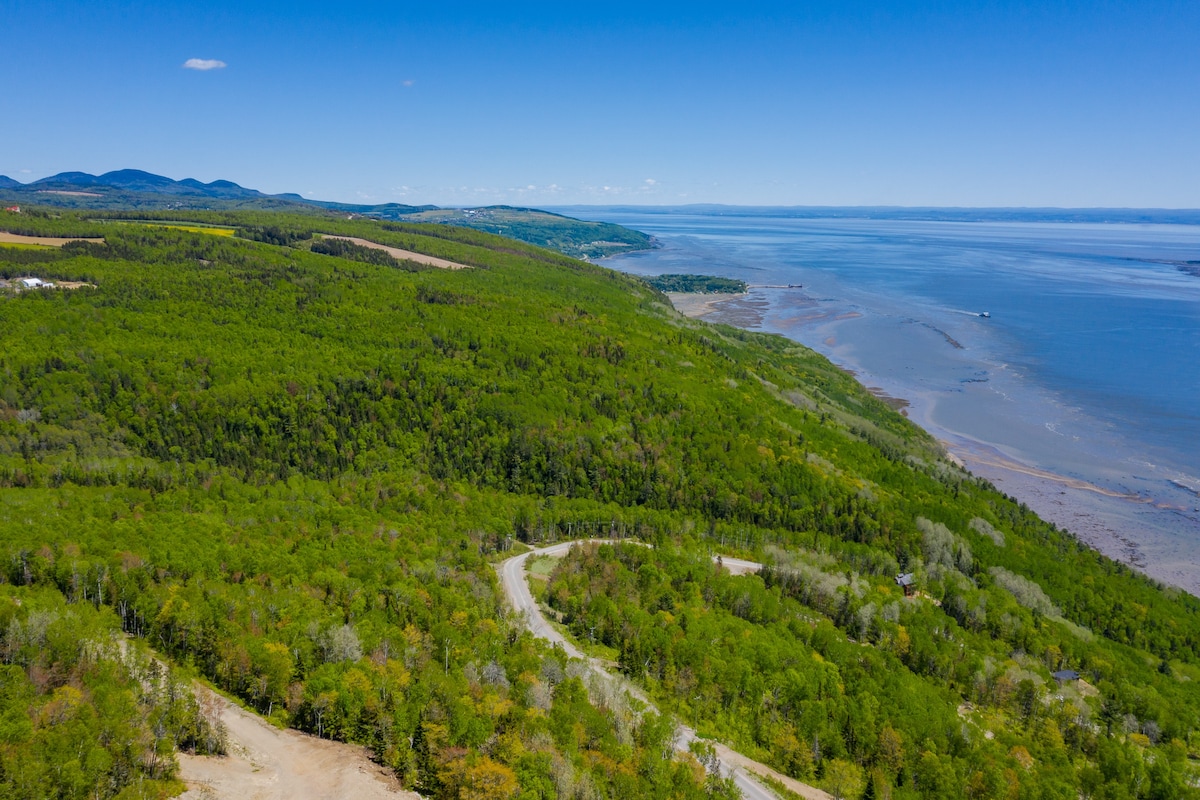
[
  {"x1": 0, "y1": 242, "x2": 56, "y2": 250},
  {"x1": 528, "y1": 555, "x2": 559, "y2": 578}
]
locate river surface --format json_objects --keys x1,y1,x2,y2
[{"x1": 567, "y1": 209, "x2": 1200, "y2": 593}]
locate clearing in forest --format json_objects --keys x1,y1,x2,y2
[
  {"x1": 317, "y1": 235, "x2": 471, "y2": 270},
  {"x1": 177, "y1": 684, "x2": 418, "y2": 800},
  {"x1": 0, "y1": 231, "x2": 104, "y2": 247}
]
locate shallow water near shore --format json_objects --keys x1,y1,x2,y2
[{"x1": 587, "y1": 211, "x2": 1200, "y2": 594}]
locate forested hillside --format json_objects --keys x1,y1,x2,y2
[
  {"x1": 1, "y1": 208, "x2": 1198, "y2": 799},
  {"x1": 404, "y1": 207, "x2": 654, "y2": 259},
  {"x1": 0, "y1": 171, "x2": 654, "y2": 259}
]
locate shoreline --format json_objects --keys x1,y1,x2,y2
[
  {"x1": 666, "y1": 290, "x2": 771, "y2": 328},
  {"x1": 667, "y1": 290, "x2": 1199, "y2": 595}
]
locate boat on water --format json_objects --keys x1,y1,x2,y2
[{"x1": 979, "y1": 311, "x2": 991, "y2": 318}]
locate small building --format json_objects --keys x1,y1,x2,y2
[
  {"x1": 895, "y1": 572, "x2": 916, "y2": 597},
  {"x1": 1052, "y1": 669, "x2": 1081, "y2": 685},
  {"x1": 18, "y1": 277, "x2": 44, "y2": 289},
  {"x1": 4, "y1": 205, "x2": 20, "y2": 213}
]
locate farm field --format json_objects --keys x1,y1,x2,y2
[{"x1": 0, "y1": 230, "x2": 104, "y2": 246}]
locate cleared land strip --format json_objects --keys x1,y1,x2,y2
[
  {"x1": 498, "y1": 541, "x2": 833, "y2": 800},
  {"x1": 177, "y1": 683, "x2": 418, "y2": 800},
  {"x1": 0, "y1": 231, "x2": 104, "y2": 247},
  {"x1": 318, "y1": 235, "x2": 471, "y2": 270}
]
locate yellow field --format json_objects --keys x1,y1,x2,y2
[
  {"x1": 156, "y1": 225, "x2": 236, "y2": 236},
  {"x1": 103, "y1": 221, "x2": 237, "y2": 237}
]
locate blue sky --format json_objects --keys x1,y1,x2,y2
[{"x1": 3, "y1": 1, "x2": 1198, "y2": 207}]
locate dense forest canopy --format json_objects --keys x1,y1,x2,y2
[
  {"x1": 643, "y1": 274, "x2": 749, "y2": 294},
  {"x1": 1, "y1": 207, "x2": 1198, "y2": 799}
]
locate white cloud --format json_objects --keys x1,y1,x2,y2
[
  {"x1": 402, "y1": 79, "x2": 415, "y2": 87},
  {"x1": 183, "y1": 58, "x2": 227, "y2": 71},
  {"x1": 577, "y1": 184, "x2": 629, "y2": 197},
  {"x1": 645, "y1": 178, "x2": 656, "y2": 185}
]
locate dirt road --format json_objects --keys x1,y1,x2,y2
[
  {"x1": 498, "y1": 542, "x2": 832, "y2": 800},
  {"x1": 177, "y1": 684, "x2": 419, "y2": 800},
  {"x1": 317, "y1": 235, "x2": 470, "y2": 270}
]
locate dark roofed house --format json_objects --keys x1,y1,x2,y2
[
  {"x1": 1052, "y1": 669, "x2": 1081, "y2": 684},
  {"x1": 895, "y1": 572, "x2": 916, "y2": 597}
]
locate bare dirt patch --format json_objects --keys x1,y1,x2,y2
[
  {"x1": 34, "y1": 189, "x2": 103, "y2": 196},
  {"x1": 0, "y1": 231, "x2": 104, "y2": 247},
  {"x1": 36, "y1": 190, "x2": 104, "y2": 197},
  {"x1": 177, "y1": 685, "x2": 419, "y2": 800},
  {"x1": 318, "y1": 235, "x2": 470, "y2": 270}
]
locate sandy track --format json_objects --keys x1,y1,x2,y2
[
  {"x1": 318, "y1": 235, "x2": 470, "y2": 270},
  {"x1": 0, "y1": 231, "x2": 104, "y2": 247},
  {"x1": 177, "y1": 685, "x2": 419, "y2": 800},
  {"x1": 499, "y1": 542, "x2": 832, "y2": 800}
]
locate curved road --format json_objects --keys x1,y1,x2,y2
[{"x1": 498, "y1": 541, "x2": 831, "y2": 800}]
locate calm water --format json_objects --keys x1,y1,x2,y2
[{"x1": 576, "y1": 210, "x2": 1200, "y2": 590}]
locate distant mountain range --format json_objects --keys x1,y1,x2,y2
[
  {"x1": 2, "y1": 168, "x2": 287, "y2": 199},
  {"x1": 7, "y1": 168, "x2": 301, "y2": 199},
  {"x1": 0, "y1": 169, "x2": 437, "y2": 217},
  {"x1": 0, "y1": 169, "x2": 654, "y2": 259}
]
